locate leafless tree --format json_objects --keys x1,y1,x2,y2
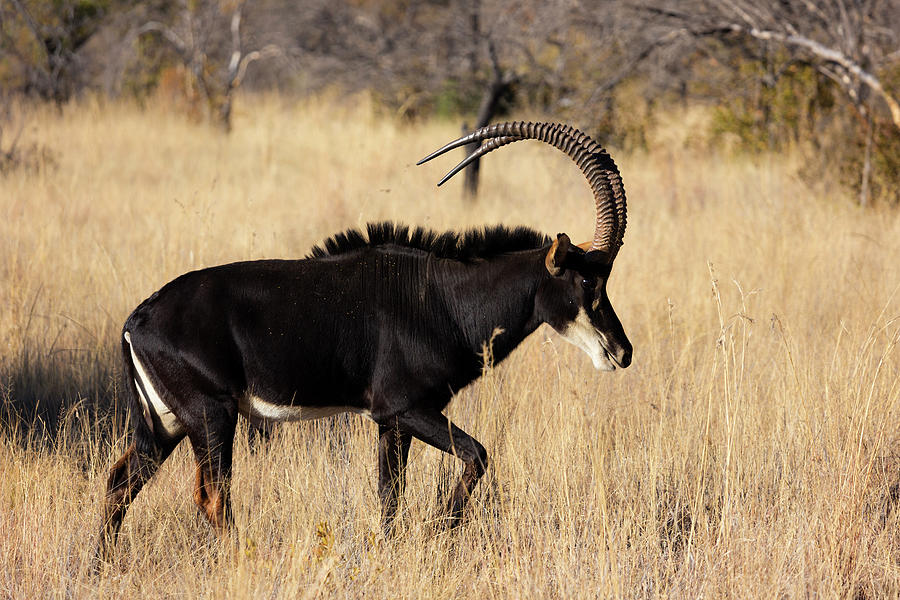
[
  {"x1": 635, "y1": 0, "x2": 900, "y2": 204},
  {"x1": 134, "y1": 0, "x2": 280, "y2": 132},
  {"x1": 453, "y1": 1, "x2": 652, "y2": 196},
  {"x1": 305, "y1": 0, "x2": 629, "y2": 198},
  {"x1": 0, "y1": 0, "x2": 110, "y2": 102},
  {"x1": 641, "y1": 1, "x2": 899, "y2": 127},
  {"x1": 456, "y1": 0, "x2": 518, "y2": 197}
]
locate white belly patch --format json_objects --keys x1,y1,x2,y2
[
  {"x1": 239, "y1": 394, "x2": 372, "y2": 422},
  {"x1": 124, "y1": 332, "x2": 185, "y2": 437}
]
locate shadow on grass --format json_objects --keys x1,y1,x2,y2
[
  {"x1": 1, "y1": 341, "x2": 298, "y2": 457},
  {"x1": 0, "y1": 342, "x2": 127, "y2": 452}
]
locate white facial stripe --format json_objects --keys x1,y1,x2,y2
[
  {"x1": 239, "y1": 394, "x2": 373, "y2": 422},
  {"x1": 124, "y1": 332, "x2": 185, "y2": 437},
  {"x1": 559, "y1": 308, "x2": 616, "y2": 371}
]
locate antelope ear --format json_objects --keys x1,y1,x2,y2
[{"x1": 545, "y1": 233, "x2": 571, "y2": 276}]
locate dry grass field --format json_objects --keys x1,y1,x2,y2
[{"x1": 2, "y1": 95, "x2": 900, "y2": 598}]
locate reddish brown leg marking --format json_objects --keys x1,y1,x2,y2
[
  {"x1": 98, "y1": 444, "x2": 138, "y2": 551},
  {"x1": 187, "y1": 403, "x2": 237, "y2": 533},
  {"x1": 95, "y1": 440, "x2": 174, "y2": 565},
  {"x1": 447, "y1": 460, "x2": 487, "y2": 523},
  {"x1": 193, "y1": 465, "x2": 231, "y2": 532}
]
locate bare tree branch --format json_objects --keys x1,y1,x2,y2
[
  {"x1": 727, "y1": 23, "x2": 900, "y2": 129},
  {"x1": 137, "y1": 21, "x2": 188, "y2": 58},
  {"x1": 6, "y1": 0, "x2": 49, "y2": 65},
  {"x1": 636, "y1": 1, "x2": 900, "y2": 132},
  {"x1": 232, "y1": 44, "x2": 281, "y2": 88}
]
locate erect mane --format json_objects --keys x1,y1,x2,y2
[{"x1": 308, "y1": 221, "x2": 551, "y2": 261}]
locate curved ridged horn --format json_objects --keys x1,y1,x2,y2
[{"x1": 417, "y1": 122, "x2": 627, "y2": 262}]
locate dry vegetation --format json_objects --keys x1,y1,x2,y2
[{"x1": 1, "y1": 95, "x2": 900, "y2": 598}]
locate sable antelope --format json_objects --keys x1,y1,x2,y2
[{"x1": 96, "y1": 121, "x2": 631, "y2": 561}]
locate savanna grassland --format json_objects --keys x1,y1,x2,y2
[{"x1": 2, "y1": 95, "x2": 900, "y2": 598}]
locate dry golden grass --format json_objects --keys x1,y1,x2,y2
[{"x1": 2, "y1": 94, "x2": 900, "y2": 598}]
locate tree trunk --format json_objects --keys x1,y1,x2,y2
[
  {"x1": 463, "y1": 77, "x2": 511, "y2": 199},
  {"x1": 859, "y1": 109, "x2": 873, "y2": 207}
]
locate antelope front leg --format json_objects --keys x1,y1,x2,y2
[
  {"x1": 394, "y1": 408, "x2": 488, "y2": 527},
  {"x1": 378, "y1": 419, "x2": 412, "y2": 536}
]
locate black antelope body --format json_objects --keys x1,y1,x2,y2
[{"x1": 96, "y1": 121, "x2": 632, "y2": 561}]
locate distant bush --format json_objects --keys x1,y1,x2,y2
[
  {"x1": 834, "y1": 121, "x2": 900, "y2": 206},
  {"x1": 710, "y1": 57, "x2": 900, "y2": 205}
]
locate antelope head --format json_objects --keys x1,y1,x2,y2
[{"x1": 417, "y1": 121, "x2": 632, "y2": 371}]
